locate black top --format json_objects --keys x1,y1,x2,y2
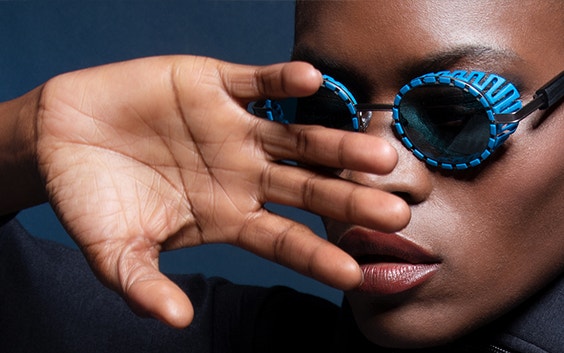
[{"x1": 1, "y1": 216, "x2": 562, "y2": 353}]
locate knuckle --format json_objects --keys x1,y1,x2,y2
[
  {"x1": 337, "y1": 134, "x2": 348, "y2": 167},
  {"x1": 344, "y1": 187, "x2": 360, "y2": 221},
  {"x1": 300, "y1": 175, "x2": 317, "y2": 210},
  {"x1": 295, "y1": 128, "x2": 309, "y2": 159},
  {"x1": 271, "y1": 224, "x2": 292, "y2": 264},
  {"x1": 253, "y1": 67, "x2": 268, "y2": 96}
]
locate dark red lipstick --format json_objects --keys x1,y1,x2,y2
[{"x1": 339, "y1": 229, "x2": 441, "y2": 295}]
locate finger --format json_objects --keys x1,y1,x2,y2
[
  {"x1": 124, "y1": 269, "x2": 194, "y2": 329},
  {"x1": 219, "y1": 60, "x2": 323, "y2": 100},
  {"x1": 237, "y1": 210, "x2": 362, "y2": 290},
  {"x1": 260, "y1": 123, "x2": 399, "y2": 175},
  {"x1": 260, "y1": 162, "x2": 411, "y2": 233},
  {"x1": 87, "y1": 243, "x2": 194, "y2": 328}
]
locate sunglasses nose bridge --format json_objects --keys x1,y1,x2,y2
[
  {"x1": 347, "y1": 105, "x2": 435, "y2": 203},
  {"x1": 355, "y1": 105, "x2": 395, "y2": 132}
]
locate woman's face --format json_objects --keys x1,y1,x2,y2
[{"x1": 294, "y1": 0, "x2": 564, "y2": 348}]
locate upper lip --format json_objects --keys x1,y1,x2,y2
[{"x1": 338, "y1": 228, "x2": 441, "y2": 265}]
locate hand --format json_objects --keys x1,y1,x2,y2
[{"x1": 34, "y1": 56, "x2": 409, "y2": 327}]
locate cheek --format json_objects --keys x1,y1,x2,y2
[
  {"x1": 428, "y1": 128, "x2": 564, "y2": 314},
  {"x1": 440, "y1": 105, "x2": 564, "y2": 263},
  {"x1": 472, "y1": 123, "x2": 564, "y2": 262}
]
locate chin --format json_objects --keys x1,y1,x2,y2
[
  {"x1": 359, "y1": 323, "x2": 462, "y2": 349},
  {"x1": 348, "y1": 298, "x2": 482, "y2": 349}
]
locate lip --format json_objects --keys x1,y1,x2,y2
[{"x1": 338, "y1": 228, "x2": 441, "y2": 295}]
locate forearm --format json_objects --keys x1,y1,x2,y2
[{"x1": 0, "y1": 86, "x2": 47, "y2": 215}]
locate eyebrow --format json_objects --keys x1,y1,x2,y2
[
  {"x1": 398, "y1": 45, "x2": 524, "y2": 87},
  {"x1": 291, "y1": 45, "x2": 375, "y2": 100},
  {"x1": 292, "y1": 44, "x2": 525, "y2": 97}
]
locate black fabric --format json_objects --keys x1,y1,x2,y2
[
  {"x1": 252, "y1": 284, "x2": 339, "y2": 352},
  {"x1": 1, "y1": 216, "x2": 563, "y2": 353},
  {"x1": 0, "y1": 217, "x2": 275, "y2": 353},
  {"x1": 486, "y1": 275, "x2": 564, "y2": 353}
]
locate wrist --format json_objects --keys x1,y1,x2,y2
[{"x1": 0, "y1": 85, "x2": 47, "y2": 214}]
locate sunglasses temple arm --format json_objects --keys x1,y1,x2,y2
[
  {"x1": 495, "y1": 70, "x2": 564, "y2": 124},
  {"x1": 539, "y1": 70, "x2": 564, "y2": 108}
]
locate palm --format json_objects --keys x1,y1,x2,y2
[{"x1": 41, "y1": 83, "x2": 264, "y2": 253}]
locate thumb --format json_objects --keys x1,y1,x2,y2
[
  {"x1": 89, "y1": 242, "x2": 194, "y2": 328},
  {"x1": 124, "y1": 268, "x2": 194, "y2": 329}
]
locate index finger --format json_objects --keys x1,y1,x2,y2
[{"x1": 218, "y1": 61, "x2": 323, "y2": 100}]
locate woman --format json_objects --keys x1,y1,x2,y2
[
  {"x1": 0, "y1": 1, "x2": 562, "y2": 352},
  {"x1": 290, "y1": 0, "x2": 564, "y2": 350}
]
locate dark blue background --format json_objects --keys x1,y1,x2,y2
[{"x1": 1, "y1": 1, "x2": 342, "y2": 304}]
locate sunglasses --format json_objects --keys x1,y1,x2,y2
[{"x1": 253, "y1": 69, "x2": 564, "y2": 170}]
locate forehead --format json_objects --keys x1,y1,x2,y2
[
  {"x1": 294, "y1": 1, "x2": 563, "y2": 89},
  {"x1": 296, "y1": 1, "x2": 559, "y2": 44}
]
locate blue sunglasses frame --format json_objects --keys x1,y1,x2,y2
[{"x1": 253, "y1": 69, "x2": 564, "y2": 170}]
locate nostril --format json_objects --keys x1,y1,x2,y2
[{"x1": 393, "y1": 191, "x2": 421, "y2": 205}]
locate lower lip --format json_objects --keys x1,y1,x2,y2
[{"x1": 357, "y1": 263, "x2": 439, "y2": 295}]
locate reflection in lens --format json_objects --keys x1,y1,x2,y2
[{"x1": 398, "y1": 85, "x2": 491, "y2": 163}]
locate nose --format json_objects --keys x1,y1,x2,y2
[{"x1": 342, "y1": 111, "x2": 433, "y2": 205}]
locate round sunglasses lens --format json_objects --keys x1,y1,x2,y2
[
  {"x1": 295, "y1": 86, "x2": 356, "y2": 131},
  {"x1": 398, "y1": 85, "x2": 491, "y2": 162}
]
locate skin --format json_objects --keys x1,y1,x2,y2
[
  {"x1": 295, "y1": 0, "x2": 564, "y2": 348},
  {"x1": 0, "y1": 56, "x2": 410, "y2": 327}
]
